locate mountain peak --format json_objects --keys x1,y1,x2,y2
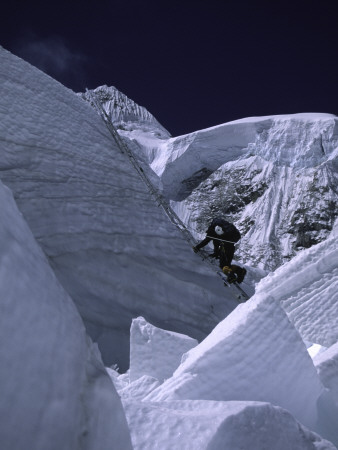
[{"x1": 80, "y1": 85, "x2": 171, "y2": 138}]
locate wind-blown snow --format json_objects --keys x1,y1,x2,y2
[{"x1": 0, "y1": 180, "x2": 132, "y2": 450}]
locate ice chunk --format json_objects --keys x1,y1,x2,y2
[
  {"x1": 130, "y1": 316, "x2": 198, "y2": 382},
  {"x1": 145, "y1": 294, "x2": 323, "y2": 431}
]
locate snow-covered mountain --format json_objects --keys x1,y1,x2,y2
[
  {"x1": 118, "y1": 111, "x2": 338, "y2": 271},
  {"x1": 1, "y1": 45, "x2": 338, "y2": 450}
]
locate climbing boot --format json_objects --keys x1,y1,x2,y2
[{"x1": 222, "y1": 266, "x2": 237, "y2": 283}]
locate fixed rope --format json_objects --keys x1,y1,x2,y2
[
  {"x1": 85, "y1": 89, "x2": 249, "y2": 300},
  {"x1": 85, "y1": 89, "x2": 195, "y2": 245}
]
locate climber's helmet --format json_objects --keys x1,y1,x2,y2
[{"x1": 215, "y1": 225, "x2": 223, "y2": 236}]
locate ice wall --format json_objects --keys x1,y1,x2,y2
[{"x1": 0, "y1": 180, "x2": 132, "y2": 450}]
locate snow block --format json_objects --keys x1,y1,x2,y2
[
  {"x1": 130, "y1": 317, "x2": 198, "y2": 383},
  {"x1": 0, "y1": 181, "x2": 132, "y2": 450},
  {"x1": 145, "y1": 295, "x2": 323, "y2": 431},
  {"x1": 123, "y1": 399, "x2": 336, "y2": 450}
]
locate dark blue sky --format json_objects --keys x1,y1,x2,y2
[{"x1": 2, "y1": 0, "x2": 337, "y2": 136}]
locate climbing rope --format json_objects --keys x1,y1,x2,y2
[
  {"x1": 85, "y1": 89, "x2": 195, "y2": 244},
  {"x1": 85, "y1": 89, "x2": 249, "y2": 301}
]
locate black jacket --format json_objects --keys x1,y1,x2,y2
[{"x1": 195, "y1": 217, "x2": 240, "y2": 252}]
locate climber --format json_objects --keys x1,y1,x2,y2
[{"x1": 193, "y1": 217, "x2": 246, "y2": 283}]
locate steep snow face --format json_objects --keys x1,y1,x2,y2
[
  {"x1": 126, "y1": 113, "x2": 338, "y2": 270},
  {"x1": 0, "y1": 47, "x2": 236, "y2": 371},
  {"x1": 80, "y1": 85, "x2": 170, "y2": 138},
  {"x1": 0, "y1": 180, "x2": 132, "y2": 450}
]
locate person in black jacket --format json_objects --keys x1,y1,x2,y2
[{"x1": 193, "y1": 217, "x2": 246, "y2": 283}]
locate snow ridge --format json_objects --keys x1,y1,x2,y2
[{"x1": 80, "y1": 85, "x2": 170, "y2": 138}]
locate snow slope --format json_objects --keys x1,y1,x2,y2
[
  {"x1": 0, "y1": 180, "x2": 132, "y2": 450},
  {"x1": 0, "y1": 46, "x2": 238, "y2": 372}
]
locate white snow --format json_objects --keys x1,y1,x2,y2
[{"x1": 129, "y1": 316, "x2": 198, "y2": 383}]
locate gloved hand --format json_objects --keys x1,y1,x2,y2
[{"x1": 193, "y1": 246, "x2": 199, "y2": 253}]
